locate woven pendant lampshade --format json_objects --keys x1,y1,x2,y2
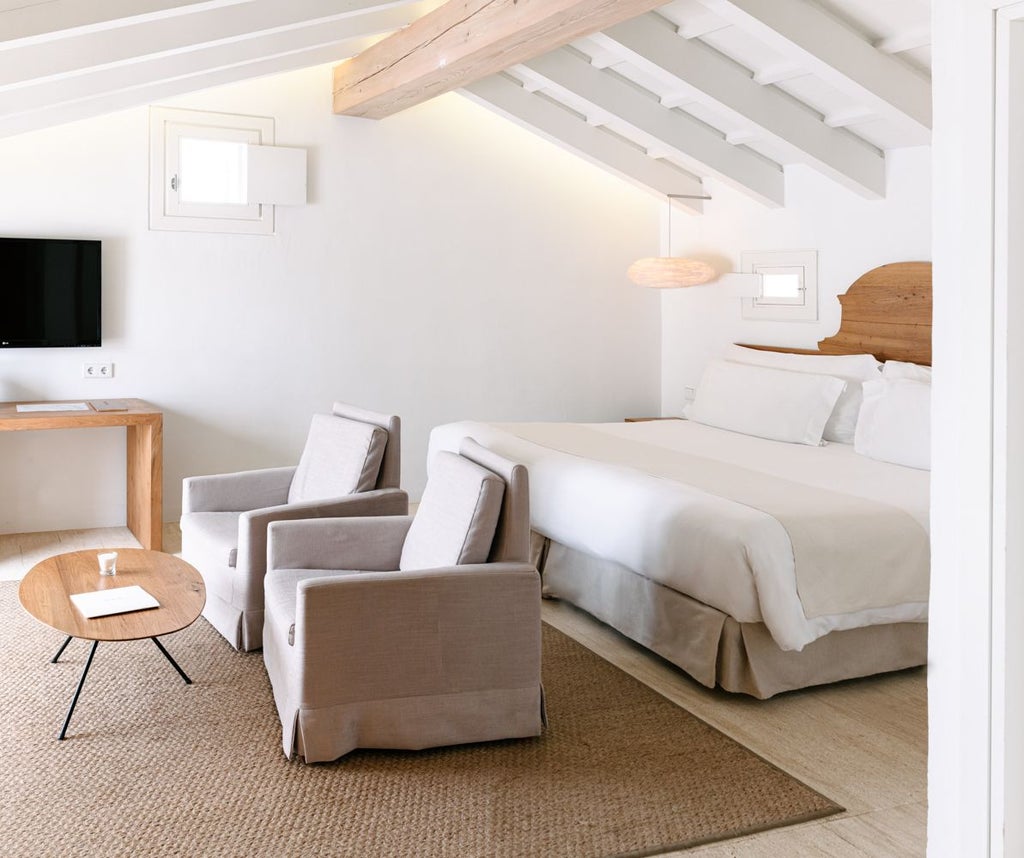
[
  {"x1": 627, "y1": 257, "x2": 716, "y2": 288},
  {"x1": 628, "y1": 192, "x2": 716, "y2": 288}
]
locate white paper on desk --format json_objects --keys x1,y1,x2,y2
[
  {"x1": 70, "y1": 585, "x2": 160, "y2": 618},
  {"x1": 15, "y1": 403, "x2": 90, "y2": 413}
]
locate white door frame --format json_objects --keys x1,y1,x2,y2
[{"x1": 931, "y1": 2, "x2": 1024, "y2": 855}]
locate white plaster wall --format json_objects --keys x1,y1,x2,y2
[
  {"x1": 659, "y1": 147, "x2": 932, "y2": 415},
  {"x1": 0, "y1": 64, "x2": 661, "y2": 532}
]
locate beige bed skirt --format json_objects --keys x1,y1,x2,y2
[{"x1": 532, "y1": 534, "x2": 927, "y2": 699}]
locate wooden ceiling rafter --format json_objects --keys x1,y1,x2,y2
[{"x1": 331, "y1": 0, "x2": 670, "y2": 120}]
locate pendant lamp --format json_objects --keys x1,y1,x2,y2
[{"x1": 628, "y1": 193, "x2": 715, "y2": 288}]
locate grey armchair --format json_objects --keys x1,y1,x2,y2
[
  {"x1": 263, "y1": 438, "x2": 544, "y2": 763},
  {"x1": 180, "y1": 402, "x2": 407, "y2": 651}
]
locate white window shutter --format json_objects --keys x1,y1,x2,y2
[{"x1": 246, "y1": 145, "x2": 307, "y2": 205}]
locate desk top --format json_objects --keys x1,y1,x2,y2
[
  {"x1": 19, "y1": 549, "x2": 204, "y2": 641},
  {"x1": 0, "y1": 398, "x2": 161, "y2": 431}
]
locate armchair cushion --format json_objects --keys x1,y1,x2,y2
[
  {"x1": 399, "y1": 451, "x2": 505, "y2": 571},
  {"x1": 288, "y1": 415, "x2": 387, "y2": 504}
]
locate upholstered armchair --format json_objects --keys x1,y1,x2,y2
[
  {"x1": 180, "y1": 402, "x2": 407, "y2": 652},
  {"x1": 262, "y1": 438, "x2": 544, "y2": 763}
]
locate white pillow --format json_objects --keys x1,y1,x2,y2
[
  {"x1": 882, "y1": 360, "x2": 932, "y2": 384},
  {"x1": 723, "y1": 344, "x2": 881, "y2": 378},
  {"x1": 723, "y1": 344, "x2": 881, "y2": 444},
  {"x1": 854, "y1": 378, "x2": 931, "y2": 470},
  {"x1": 685, "y1": 359, "x2": 845, "y2": 446}
]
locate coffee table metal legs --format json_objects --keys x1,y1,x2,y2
[
  {"x1": 151, "y1": 636, "x2": 192, "y2": 685},
  {"x1": 59, "y1": 640, "x2": 98, "y2": 740},
  {"x1": 52, "y1": 636, "x2": 191, "y2": 740},
  {"x1": 51, "y1": 636, "x2": 73, "y2": 663}
]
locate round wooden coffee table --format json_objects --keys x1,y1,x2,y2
[{"x1": 19, "y1": 549, "x2": 206, "y2": 740}]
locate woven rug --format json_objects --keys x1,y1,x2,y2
[{"x1": 0, "y1": 582, "x2": 841, "y2": 857}]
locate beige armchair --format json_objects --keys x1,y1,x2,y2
[
  {"x1": 180, "y1": 402, "x2": 407, "y2": 652},
  {"x1": 262, "y1": 438, "x2": 544, "y2": 763}
]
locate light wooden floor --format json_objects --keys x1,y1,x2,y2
[{"x1": 1, "y1": 525, "x2": 927, "y2": 857}]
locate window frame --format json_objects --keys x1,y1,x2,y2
[
  {"x1": 149, "y1": 107, "x2": 275, "y2": 235},
  {"x1": 741, "y1": 249, "x2": 819, "y2": 322}
]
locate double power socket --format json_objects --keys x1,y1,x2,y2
[{"x1": 82, "y1": 362, "x2": 114, "y2": 379}]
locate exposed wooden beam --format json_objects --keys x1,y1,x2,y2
[
  {"x1": 0, "y1": 0, "x2": 409, "y2": 90},
  {"x1": 702, "y1": 0, "x2": 931, "y2": 139},
  {"x1": 331, "y1": 0, "x2": 668, "y2": 120},
  {"x1": 462, "y1": 74, "x2": 707, "y2": 210},
  {"x1": 0, "y1": 5, "x2": 426, "y2": 120},
  {"x1": 594, "y1": 13, "x2": 886, "y2": 199},
  {"x1": 520, "y1": 47, "x2": 784, "y2": 207}
]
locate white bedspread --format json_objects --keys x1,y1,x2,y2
[{"x1": 429, "y1": 419, "x2": 930, "y2": 652}]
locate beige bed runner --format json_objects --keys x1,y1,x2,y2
[{"x1": 500, "y1": 423, "x2": 929, "y2": 619}]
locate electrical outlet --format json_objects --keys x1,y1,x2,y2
[
  {"x1": 683, "y1": 387, "x2": 696, "y2": 402},
  {"x1": 83, "y1": 362, "x2": 114, "y2": 379}
]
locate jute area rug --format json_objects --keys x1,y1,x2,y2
[{"x1": 0, "y1": 582, "x2": 841, "y2": 857}]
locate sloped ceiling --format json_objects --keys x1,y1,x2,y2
[{"x1": 0, "y1": 0, "x2": 930, "y2": 211}]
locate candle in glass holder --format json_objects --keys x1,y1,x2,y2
[{"x1": 98, "y1": 551, "x2": 118, "y2": 576}]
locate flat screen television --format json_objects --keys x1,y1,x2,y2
[{"x1": 0, "y1": 237, "x2": 101, "y2": 348}]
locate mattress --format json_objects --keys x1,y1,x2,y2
[{"x1": 429, "y1": 419, "x2": 930, "y2": 652}]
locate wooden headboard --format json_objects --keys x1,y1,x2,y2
[{"x1": 739, "y1": 261, "x2": 932, "y2": 365}]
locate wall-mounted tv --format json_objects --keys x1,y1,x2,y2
[{"x1": 0, "y1": 237, "x2": 101, "y2": 348}]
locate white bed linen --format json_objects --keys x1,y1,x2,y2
[{"x1": 429, "y1": 419, "x2": 930, "y2": 652}]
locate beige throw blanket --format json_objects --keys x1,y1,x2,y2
[{"x1": 501, "y1": 422, "x2": 930, "y2": 619}]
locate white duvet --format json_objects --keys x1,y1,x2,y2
[{"x1": 429, "y1": 419, "x2": 930, "y2": 652}]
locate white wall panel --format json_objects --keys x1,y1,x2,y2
[
  {"x1": 659, "y1": 147, "x2": 931, "y2": 413},
  {"x1": 0, "y1": 63, "x2": 661, "y2": 531}
]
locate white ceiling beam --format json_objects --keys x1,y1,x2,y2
[
  {"x1": 462, "y1": 74, "x2": 707, "y2": 211},
  {"x1": 676, "y1": 17, "x2": 729, "y2": 40},
  {"x1": 332, "y1": 0, "x2": 670, "y2": 119},
  {"x1": 0, "y1": 0, "x2": 246, "y2": 48},
  {"x1": 0, "y1": 4, "x2": 426, "y2": 119},
  {"x1": 0, "y1": 33, "x2": 379, "y2": 139},
  {"x1": 875, "y1": 26, "x2": 931, "y2": 56},
  {"x1": 753, "y1": 62, "x2": 804, "y2": 85},
  {"x1": 0, "y1": 0, "x2": 411, "y2": 90},
  {"x1": 701, "y1": 0, "x2": 931, "y2": 138},
  {"x1": 823, "y1": 106, "x2": 875, "y2": 128},
  {"x1": 521, "y1": 48, "x2": 784, "y2": 207},
  {"x1": 725, "y1": 129, "x2": 760, "y2": 145},
  {"x1": 659, "y1": 93, "x2": 696, "y2": 109},
  {"x1": 594, "y1": 13, "x2": 885, "y2": 199},
  {"x1": 643, "y1": 145, "x2": 673, "y2": 160},
  {"x1": 585, "y1": 48, "x2": 620, "y2": 70}
]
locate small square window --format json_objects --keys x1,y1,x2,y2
[
  {"x1": 149, "y1": 107, "x2": 306, "y2": 235},
  {"x1": 741, "y1": 250, "x2": 818, "y2": 321},
  {"x1": 178, "y1": 138, "x2": 249, "y2": 206},
  {"x1": 759, "y1": 270, "x2": 802, "y2": 300}
]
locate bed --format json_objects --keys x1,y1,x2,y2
[{"x1": 429, "y1": 262, "x2": 932, "y2": 698}]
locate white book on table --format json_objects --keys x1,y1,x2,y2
[
  {"x1": 70, "y1": 585, "x2": 160, "y2": 618},
  {"x1": 16, "y1": 402, "x2": 89, "y2": 413}
]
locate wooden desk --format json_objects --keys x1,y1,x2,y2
[{"x1": 0, "y1": 399, "x2": 163, "y2": 550}]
